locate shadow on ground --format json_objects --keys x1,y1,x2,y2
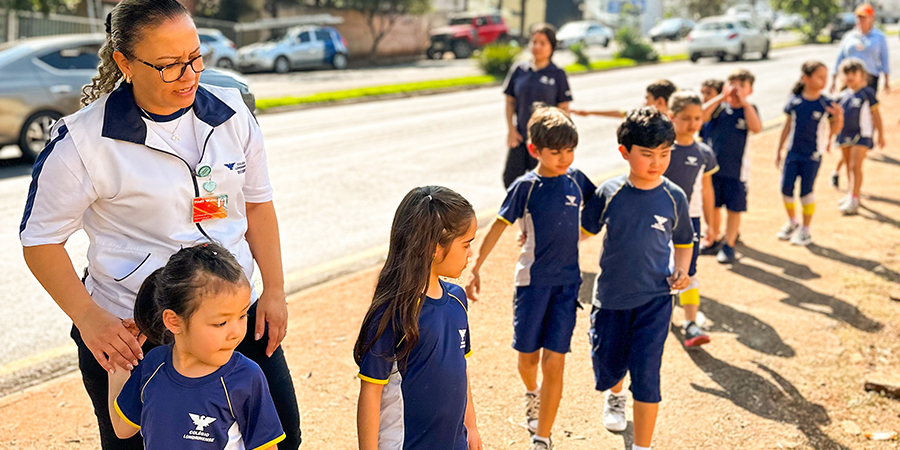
[
  {"x1": 807, "y1": 243, "x2": 900, "y2": 285},
  {"x1": 737, "y1": 244, "x2": 820, "y2": 280},
  {"x1": 693, "y1": 296, "x2": 795, "y2": 357}
]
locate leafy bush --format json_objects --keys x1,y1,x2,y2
[
  {"x1": 476, "y1": 43, "x2": 522, "y2": 78},
  {"x1": 613, "y1": 26, "x2": 659, "y2": 62},
  {"x1": 568, "y1": 41, "x2": 591, "y2": 67}
]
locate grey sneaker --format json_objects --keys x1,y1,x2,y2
[
  {"x1": 831, "y1": 171, "x2": 839, "y2": 189},
  {"x1": 839, "y1": 197, "x2": 859, "y2": 215},
  {"x1": 776, "y1": 221, "x2": 798, "y2": 240},
  {"x1": 525, "y1": 391, "x2": 540, "y2": 434},
  {"x1": 602, "y1": 391, "x2": 627, "y2": 432},
  {"x1": 790, "y1": 227, "x2": 812, "y2": 246},
  {"x1": 529, "y1": 437, "x2": 552, "y2": 450}
]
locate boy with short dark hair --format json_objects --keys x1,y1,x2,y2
[
  {"x1": 467, "y1": 106, "x2": 595, "y2": 450},
  {"x1": 701, "y1": 68, "x2": 762, "y2": 263},
  {"x1": 581, "y1": 107, "x2": 693, "y2": 450},
  {"x1": 699, "y1": 79, "x2": 724, "y2": 145},
  {"x1": 571, "y1": 79, "x2": 677, "y2": 117}
]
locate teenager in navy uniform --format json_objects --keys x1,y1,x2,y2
[
  {"x1": 19, "y1": 1, "x2": 300, "y2": 448},
  {"x1": 775, "y1": 61, "x2": 844, "y2": 246},
  {"x1": 467, "y1": 106, "x2": 595, "y2": 450},
  {"x1": 109, "y1": 244, "x2": 285, "y2": 450},
  {"x1": 581, "y1": 108, "x2": 693, "y2": 450},
  {"x1": 701, "y1": 69, "x2": 762, "y2": 264},
  {"x1": 503, "y1": 24, "x2": 572, "y2": 188},
  {"x1": 835, "y1": 58, "x2": 884, "y2": 215},
  {"x1": 355, "y1": 186, "x2": 482, "y2": 450},
  {"x1": 665, "y1": 91, "x2": 719, "y2": 347}
]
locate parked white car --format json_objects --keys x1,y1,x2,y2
[
  {"x1": 238, "y1": 26, "x2": 349, "y2": 74},
  {"x1": 198, "y1": 28, "x2": 239, "y2": 70},
  {"x1": 556, "y1": 21, "x2": 614, "y2": 48},
  {"x1": 687, "y1": 16, "x2": 770, "y2": 63}
]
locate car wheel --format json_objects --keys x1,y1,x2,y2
[
  {"x1": 602, "y1": 37, "x2": 609, "y2": 48},
  {"x1": 274, "y1": 56, "x2": 290, "y2": 74},
  {"x1": 331, "y1": 53, "x2": 349, "y2": 70},
  {"x1": 734, "y1": 44, "x2": 745, "y2": 61},
  {"x1": 690, "y1": 53, "x2": 700, "y2": 63},
  {"x1": 452, "y1": 40, "x2": 472, "y2": 59},
  {"x1": 216, "y1": 58, "x2": 234, "y2": 70},
  {"x1": 19, "y1": 110, "x2": 62, "y2": 162},
  {"x1": 761, "y1": 41, "x2": 770, "y2": 60}
]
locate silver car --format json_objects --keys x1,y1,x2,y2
[
  {"x1": 199, "y1": 28, "x2": 239, "y2": 71},
  {"x1": 556, "y1": 21, "x2": 614, "y2": 48},
  {"x1": 238, "y1": 26, "x2": 349, "y2": 74},
  {"x1": 0, "y1": 34, "x2": 256, "y2": 161},
  {"x1": 687, "y1": 16, "x2": 770, "y2": 63}
]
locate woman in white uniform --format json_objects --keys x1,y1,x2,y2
[{"x1": 19, "y1": 1, "x2": 301, "y2": 448}]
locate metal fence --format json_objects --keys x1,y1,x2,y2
[{"x1": 2, "y1": 10, "x2": 103, "y2": 43}]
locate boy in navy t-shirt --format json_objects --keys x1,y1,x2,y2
[
  {"x1": 701, "y1": 68, "x2": 762, "y2": 264},
  {"x1": 467, "y1": 106, "x2": 594, "y2": 450},
  {"x1": 581, "y1": 107, "x2": 692, "y2": 450}
]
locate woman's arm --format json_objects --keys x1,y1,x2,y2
[
  {"x1": 245, "y1": 201, "x2": 287, "y2": 357},
  {"x1": 506, "y1": 95, "x2": 523, "y2": 148},
  {"x1": 357, "y1": 381, "x2": 384, "y2": 450},
  {"x1": 23, "y1": 244, "x2": 142, "y2": 372},
  {"x1": 557, "y1": 101, "x2": 570, "y2": 113}
]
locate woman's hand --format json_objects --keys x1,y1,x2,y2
[
  {"x1": 76, "y1": 306, "x2": 143, "y2": 373},
  {"x1": 256, "y1": 288, "x2": 288, "y2": 357},
  {"x1": 507, "y1": 128, "x2": 523, "y2": 148}
]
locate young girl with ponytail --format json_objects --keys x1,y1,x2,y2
[{"x1": 355, "y1": 186, "x2": 483, "y2": 450}]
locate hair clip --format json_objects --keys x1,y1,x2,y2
[{"x1": 426, "y1": 195, "x2": 433, "y2": 202}]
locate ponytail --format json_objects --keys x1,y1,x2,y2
[
  {"x1": 792, "y1": 80, "x2": 805, "y2": 95},
  {"x1": 81, "y1": 0, "x2": 190, "y2": 106},
  {"x1": 133, "y1": 243, "x2": 248, "y2": 345},
  {"x1": 353, "y1": 186, "x2": 475, "y2": 371}
]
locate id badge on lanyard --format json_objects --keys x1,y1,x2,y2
[{"x1": 191, "y1": 165, "x2": 228, "y2": 223}]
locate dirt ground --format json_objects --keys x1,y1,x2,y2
[{"x1": 3, "y1": 92, "x2": 900, "y2": 450}]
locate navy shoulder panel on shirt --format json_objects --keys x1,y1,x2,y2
[{"x1": 20, "y1": 124, "x2": 70, "y2": 234}]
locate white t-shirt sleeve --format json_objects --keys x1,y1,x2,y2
[
  {"x1": 20, "y1": 126, "x2": 98, "y2": 246},
  {"x1": 242, "y1": 114, "x2": 274, "y2": 204}
]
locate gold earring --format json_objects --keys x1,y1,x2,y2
[{"x1": 124, "y1": 75, "x2": 131, "y2": 84}]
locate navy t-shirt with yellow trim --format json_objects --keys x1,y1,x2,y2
[
  {"x1": 115, "y1": 345, "x2": 285, "y2": 450},
  {"x1": 502, "y1": 60, "x2": 573, "y2": 140},
  {"x1": 357, "y1": 280, "x2": 471, "y2": 450},
  {"x1": 581, "y1": 175, "x2": 693, "y2": 310}
]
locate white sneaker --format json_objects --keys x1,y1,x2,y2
[
  {"x1": 838, "y1": 195, "x2": 852, "y2": 207},
  {"x1": 525, "y1": 391, "x2": 540, "y2": 434},
  {"x1": 790, "y1": 227, "x2": 812, "y2": 246},
  {"x1": 776, "y1": 221, "x2": 799, "y2": 240},
  {"x1": 839, "y1": 198, "x2": 859, "y2": 215},
  {"x1": 529, "y1": 437, "x2": 552, "y2": 450},
  {"x1": 602, "y1": 391, "x2": 627, "y2": 432}
]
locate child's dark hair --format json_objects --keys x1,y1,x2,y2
[
  {"x1": 530, "y1": 23, "x2": 558, "y2": 54},
  {"x1": 617, "y1": 107, "x2": 676, "y2": 151},
  {"x1": 839, "y1": 57, "x2": 868, "y2": 77},
  {"x1": 527, "y1": 105, "x2": 578, "y2": 150},
  {"x1": 134, "y1": 243, "x2": 249, "y2": 345},
  {"x1": 728, "y1": 68, "x2": 756, "y2": 87},
  {"x1": 669, "y1": 91, "x2": 703, "y2": 116},
  {"x1": 702, "y1": 79, "x2": 724, "y2": 95},
  {"x1": 792, "y1": 60, "x2": 827, "y2": 95},
  {"x1": 353, "y1": 186, "x2": 475, "y2": 371},
  {"x1": 646, "y1": 80, "x2": 677, "y2": 103}
]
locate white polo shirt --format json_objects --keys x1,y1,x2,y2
[{"x1": 20, "y1": 83, "x2": 273, "y2": 319}]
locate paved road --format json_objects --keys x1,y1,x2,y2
[{"x1": 1, "y1": 41, "x2": 900, "y2": 379}]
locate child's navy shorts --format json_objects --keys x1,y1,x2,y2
[
  {"x1": 837, "y1": 133, "x2": 874, "y2": 150},
  {"x1": 513, "y1": 283, "x2": 581, "y2": 354},
  {"x1": 589, "y1": 294, "x2": 674, "y2": 403},
  {"x1": 712, "y1": 174, "x2": 747, "y2": 213},
  {"x1": 689, "y1": 217, "x2": 700, "y2": 277},
  {"x1": 781, "y1": 154, "x2": 821, "y2": 198}
]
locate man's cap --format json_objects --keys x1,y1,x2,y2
[{"x1": 855, "y1": 3, "x2": 875, "y2": 17}]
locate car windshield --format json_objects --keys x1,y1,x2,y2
[
  {"x1": 449, "y1": 18, "x2": 472, "y2": 25},
  {"x1": 0, "y1": 42, "x2": 34, "y2": 68},
  {"x1": 658, "y1": 19, "x2": 681, "y2": 30},
  {"x1": 698, "y1": 21, "x2": 735, "y2": 31}
]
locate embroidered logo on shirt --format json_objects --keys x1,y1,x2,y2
[
  {"x1": 459, "y1": 329, "x2": 467, "y2": 349},
  {"x1": 651, "y1": 215, "x2": 668, "y2": 231},
  {"x1": 736, "y1": 118, "x2": 747, "y2": 130},
  {"x1": 224, "y1": 161, "x2": 247, "y2": 174},
  {"x1": 685, "y1": 156, "x2": 699, "y2": 166},
  {"x1": 791, "y1": 97, "x2": 803, "y2": 106},
  {"x1": 851, "y1": 97, "x2": 863, "y2": 108},
  {"x1": 184, "y1": 414, "x2": 217, "y2": 443},
  {"x1": 813, "y1": 111, "x2": 823, "y2": 120},
  {"x1": 565, "y1": 195, "x2": 578, "y2": 206},
  {"x1": 539, "y1": 76, "x2": 556, "y2": 86}
]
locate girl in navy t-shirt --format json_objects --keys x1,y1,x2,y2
[
  {"x1": 775, "y1": 61, "x2": 844, "y2": 246},
  {"x1": 354, "y1": 186, "x2": 482, "y2": 450},
  {"x1": 108, "y1": 244, "x2": 285, "y2": 450}
]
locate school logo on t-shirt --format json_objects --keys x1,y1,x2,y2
[
  {"x1": 458, "y1": 329, "x2": 467, "y2": 349},
  {"x1": 651, "y1": 215, "x2": 668, "y2": 231},
  {"x1": 813, "y1": 111, "x2": 823, "y2": 120},
  {"x1": 851, "y1": 97, "x2": 862, "y2": 108},
  {"x1": 224, "y1": 161, "x2": 247, "y2": 174},
  {"x1": 565, "y1": 195, "x2": 578, "y2": 207},
  {"x1": 184, "y1": 413, "x2": 217, "y2": 443},
  {"x1": 685, "y1": 156, "x2": 699, "y2": 166},
  {"x1": 539, "y1": 75, "x2": 556, "y2": 86},
  {"x1": 736, "y1": 118, "x2": 747, "y2": 130}
]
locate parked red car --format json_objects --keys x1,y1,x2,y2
[{"x1": 427, "y1": 13, "x2": 510, "y2": 59}]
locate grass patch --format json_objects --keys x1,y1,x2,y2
[
  {"x1": 255, "y1": 75, "x2": 501, "y2": 110},
  {"x1": 772, "y1": 35, "x2": 831, "y2": 49},
  {"x1": 565, "y1": 58, "x2": 637, "y2": 73},
  {"x1": 660, "y1": 53, "x2": 688, "y2": 62}
]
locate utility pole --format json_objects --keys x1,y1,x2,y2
[{"x1": 520, "y1": 0, "x2": 526, "y2": 37}]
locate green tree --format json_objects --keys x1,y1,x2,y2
[
  {"x1": 772, "y1": 0, "x2": 838, "y2": 42},
  {"x1": 344, "y1": 0, "x2": 431, "y2": 59},
  {"x1": 682, "y1": 0, "x2": 725, "y2": 18},
  {"x1": 1, "y1": 0, "x2": 70, "y2": 14}
]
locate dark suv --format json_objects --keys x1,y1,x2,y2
[{"x1": 427, "y1": 13, "x2": 510, "y2": 59}]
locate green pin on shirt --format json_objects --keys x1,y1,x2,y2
[{"x1": 197, "y1": 165, "x2": 212, "y2": 177}]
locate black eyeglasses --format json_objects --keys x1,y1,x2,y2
[{"x1": 128, "y1": 53, "x2": 205, "y2": 83}]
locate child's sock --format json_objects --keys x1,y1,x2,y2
[
  {"x1": 609, "y1": 388, "x2": 627, "y2": 398},
  {"x1": 526, "y1": 386, "x2": 540, "y2": 395},
  {"x1": 801, "y1": 225, "x2": 810, "y2": 232},
  {"x1": 633, "y1": 445, "x2": 651, "y2": 450},
  {"x1": 532, "y1": 435, "x2": 551, "y2": 445}
]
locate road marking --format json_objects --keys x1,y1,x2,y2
[{"x1": 0, "y1": 344, "x2": 76, "y2": 379}]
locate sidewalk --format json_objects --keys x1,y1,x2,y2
[{"x1": 3, "y1": 93, "x2": 900, "y2": 449}]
